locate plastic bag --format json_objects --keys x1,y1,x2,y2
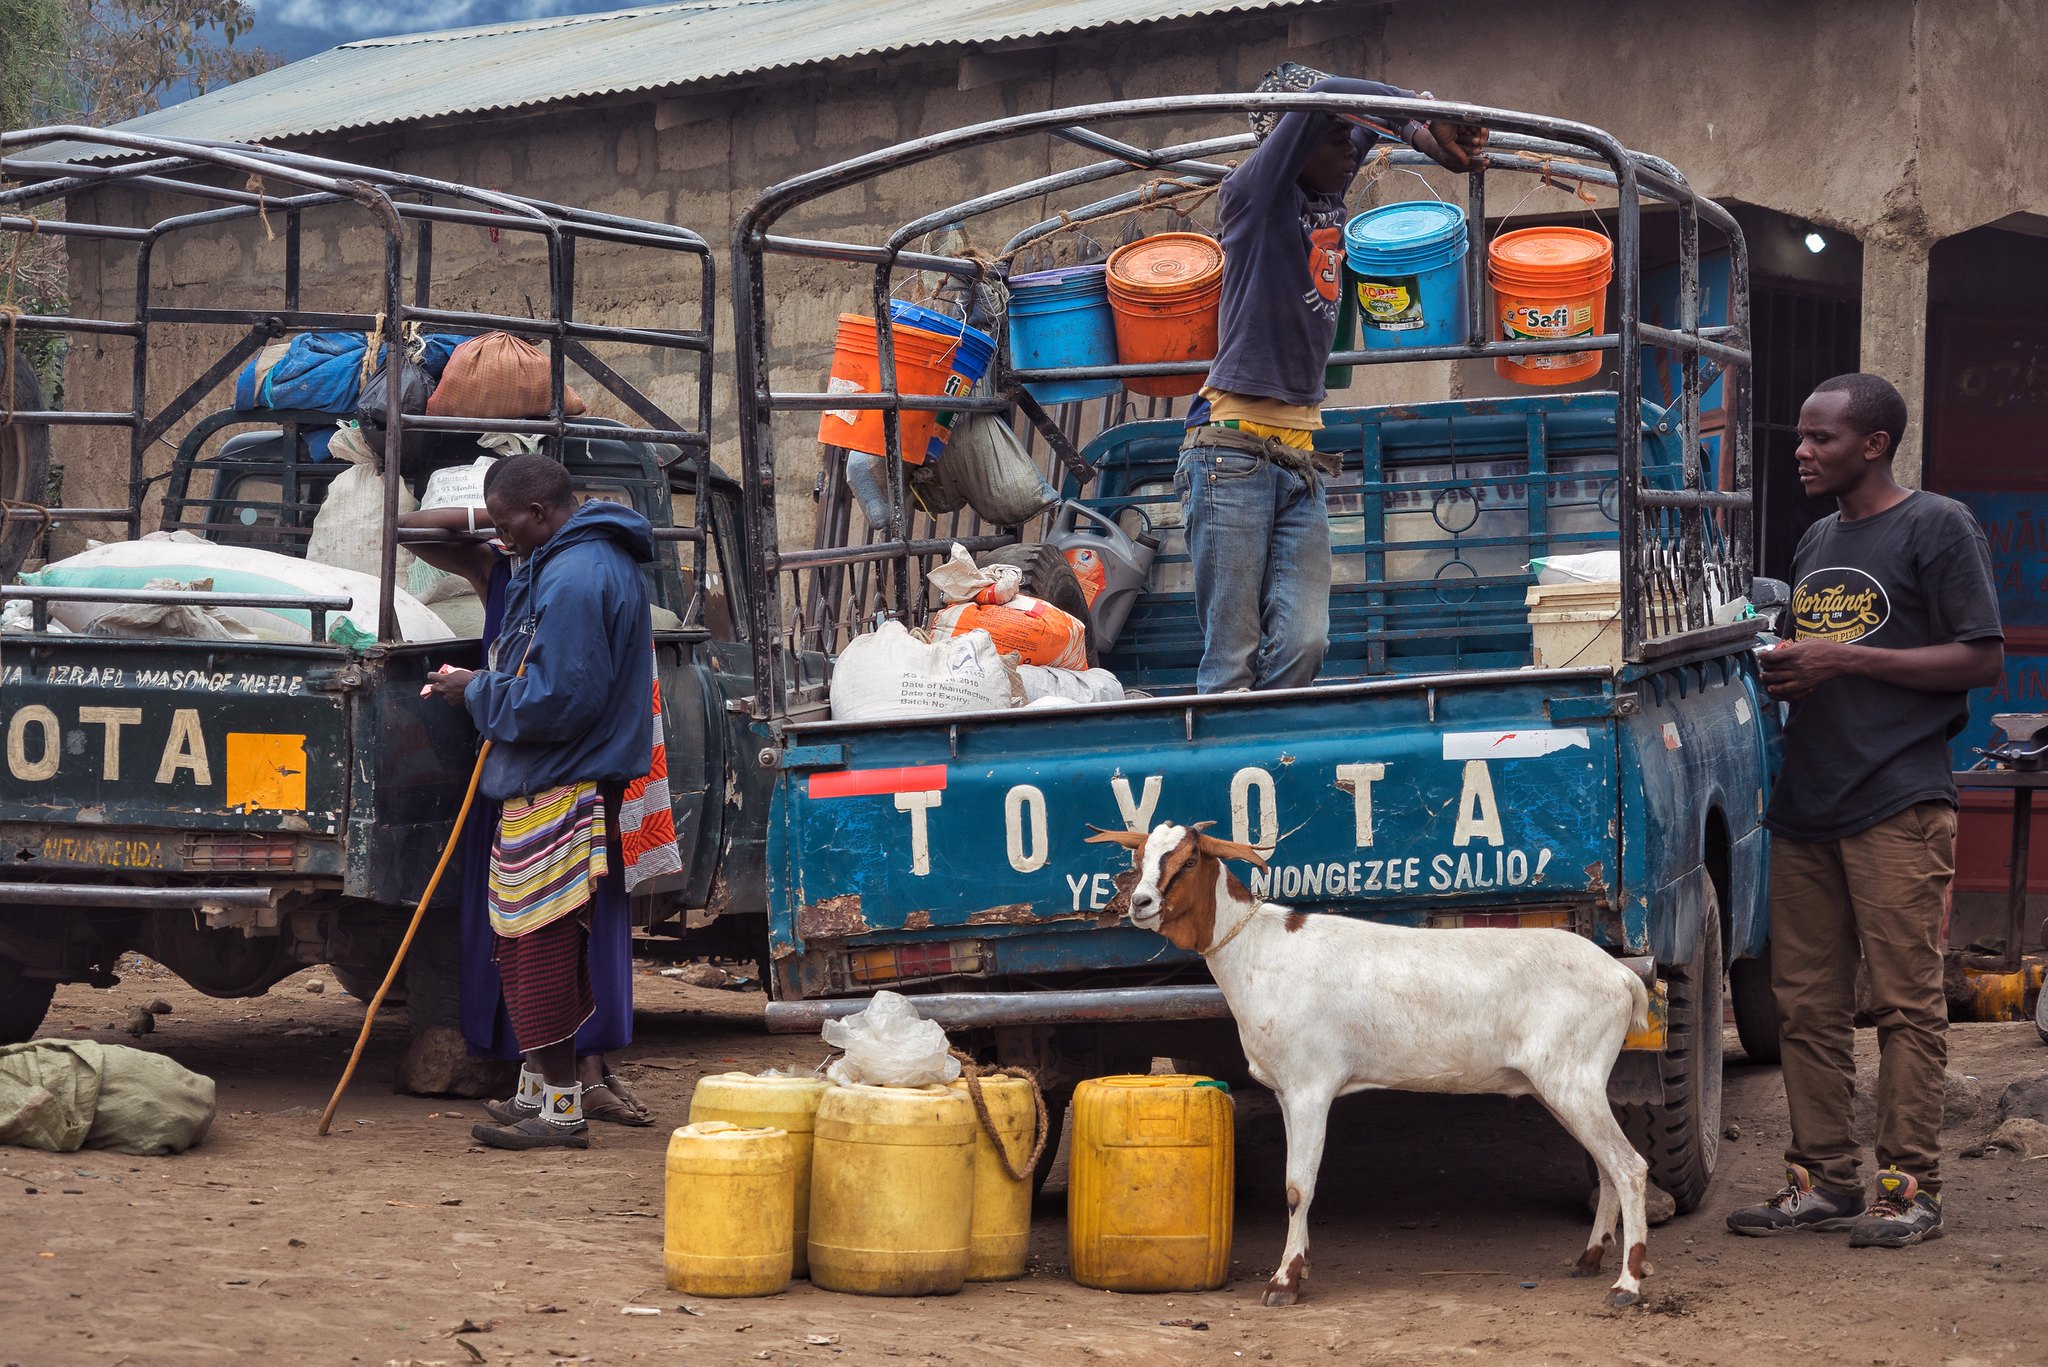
[
  {"x1": 940, "y1": 413, "x2": 1058, "y2": 527},
  {"x1": 821, "y1": 991, "x2": 961, "y2": 1088},
  {"x1": 928, "y1": 542, "x2": 1021, "y2": 605},
  {"x1": 1531, "y1": 550, "x2": 1621, "y2": 584},
  {"x1": 357, "y1": 356, "x2": 436, "y2": 469}
]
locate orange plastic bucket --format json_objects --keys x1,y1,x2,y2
[
  {"x1": 1105, "y1": 233, "x2": 1225, "y2": 398},
  {"x1": 818, "y1": 314, "x2": 970, "y2": 464},
  {"x1": 1487, "y1": 227, "x2": 1614, "y2": 386}
]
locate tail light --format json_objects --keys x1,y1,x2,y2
[
  {"x1": 179, "y1": 832, "x2": 300, "y2": 870},
  {"x1": 1426, "y1": 909, "x2": 1572, "y2": 930},
  {"x1": 843, "y1": 940, "x2": 983, "y2": 987}
]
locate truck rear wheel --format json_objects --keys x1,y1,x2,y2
[
  {"x1": 1728, "y1": 940, "x2": 1782, "y2": 1065},
  {"x1": 1620, "y1": 884, "x2": 1724, "y2": 1213},
  {"x1": 0, "y1": 961, "x2": 57, "y2": 1045}
]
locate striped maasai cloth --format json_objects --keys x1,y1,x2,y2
[
  {"x1": 620, "y1": 664, "x2": 682, "y2": 893},
  {"x1": 494, "y1": 910, "x2": 594, "y2": 1052},
  {"x1": 489, "y1": 782, "x2": 610, "y2": 938}
]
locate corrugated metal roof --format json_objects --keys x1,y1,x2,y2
[{"x1": 25, "y1": 0, "x2": 1304, "y2": 160}]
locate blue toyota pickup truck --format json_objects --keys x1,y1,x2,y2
[{"x1": 731, "y1": 93, "x2": 1776, "y2": 1209}]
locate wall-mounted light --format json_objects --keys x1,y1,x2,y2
[{"x1": 1803, "y1": 229, "x2": 1827, "y2": 254}]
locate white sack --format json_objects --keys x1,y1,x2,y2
[
  {"x1": 305, "y1": 456, "x2": 416, "y2": 580},
  {"x1": 829, "y1": 620, "x2": 1019, "y2": 721},
  {"x1": 1016, "y1": 663, "x2": 1125, "y2": 705},
  {"x1": 23, "y1": 537, "x2": 453, "y2": 645}
]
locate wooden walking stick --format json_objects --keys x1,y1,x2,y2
[{"x1": 319, "y1": 641, "x2": 535, "y2": 1136}]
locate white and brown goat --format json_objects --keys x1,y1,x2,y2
[{"x1": 1089, "y1": 820, "x2": 1654, "y2": 1308}]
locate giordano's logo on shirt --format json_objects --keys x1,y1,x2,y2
[{"x1": 1792, "y1": 567, "x2": 1890, "y2": 643}]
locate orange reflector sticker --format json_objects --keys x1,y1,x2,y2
[{"x1": 224, "y1": 733, "x2": 308, "y2": 812}]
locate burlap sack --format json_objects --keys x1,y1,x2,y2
[{"x1": 426, "y1": 332, "x2": 587, "y2": 419}]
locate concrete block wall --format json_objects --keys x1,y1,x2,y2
[{"x1": 45, "y1": 0, "x2": 2046, "y2": 557}]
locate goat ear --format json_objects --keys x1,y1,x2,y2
[
  {"x1": 1084, "y1": 826, "x2": 1149, "y2": 850},
  {"x1": 1195, "y1": 833, "x2": 1270, "y2": 870}
]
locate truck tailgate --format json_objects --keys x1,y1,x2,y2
[
  {"x1": 3, "y1": 638, "x2": 350, "y2": 873},
  {"x1": 768, "y1": 668, "x2": 1621, "y2": 992}
]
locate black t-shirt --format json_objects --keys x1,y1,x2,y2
[{"x1": 1764, "y1": 490, "x2": 2003, "y2": 843}]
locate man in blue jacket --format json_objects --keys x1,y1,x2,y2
[
  {"x1": 428, "y1": 453, "x2": 654, "y2": 1151},
  {"x1": 1182, "y1": 75, "x2": 1485, "y2": 691}
]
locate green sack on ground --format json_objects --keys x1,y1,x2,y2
[{"x1": 0, "y1": 1040, "x2": 216, "y2": 1156}]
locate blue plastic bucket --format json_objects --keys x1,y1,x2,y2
[
  {"x1": 1005, "y1": 265, "x2": 1121, "y2": 406},
  {"x1": 1343, "y1": 201, "x2": 1470, "y2": 350},
  {"x1": 884, "y1": 301, "x2": 996, "y2": 462}
]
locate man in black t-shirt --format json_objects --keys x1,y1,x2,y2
[{"x1": 1726, "y1": 374, "x2": 2003, "y2": 1249}]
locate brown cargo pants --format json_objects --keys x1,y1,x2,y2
[{"x1": 1770, "y1": 800, "x2": 1954, "y2": 1196}]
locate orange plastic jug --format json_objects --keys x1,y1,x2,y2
[{"x1": 1067, "y1": 1074, "x2": 1234, "y2": 1292}]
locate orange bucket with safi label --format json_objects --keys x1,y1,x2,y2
[
  {"x1": 1105, "y1": 233, "x2": 1225, "y2": 398},
  {"x1": 1487, "y1": 227, "x2": 1614, "y2": 386}
]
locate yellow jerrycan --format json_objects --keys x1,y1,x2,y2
[
  {"x1": 808, "y1": 1082, "x2": 976, "y2": 1295},
  {"x1": 948, "y1": 1072, "x2": 1041, "y2": 1281},
  {"x1": 1068, "y1": 1074, "x2": 1234, "y2": 1292},
  {"x1": 663, "y1": 1121, "x2": 794, "y2": 1298},
  {"x1": 689, "y1": 1071, "x2": 830, "y2": 1276}
]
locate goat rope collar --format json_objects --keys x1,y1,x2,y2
[{"x1": 1203, "y1": 893, "x2": 1267, "y2": 956}]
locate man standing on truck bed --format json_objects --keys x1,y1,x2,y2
[
  {"x1": 1727, "y1": 373, "x2": 2003, "y2": 1247},
  {"x1": 427, "y1": 454, "x2": 656, "y2": 1151},
  {"x1": 1179, "y1": 72, "x2": 1485, "y2": 692}
]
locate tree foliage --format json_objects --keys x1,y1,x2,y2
[
  {"x1": 46, "y1": 0, "x2": 280, "y2": 126},
  {"x1": 0, "y1": 0, "x2": 67, "y2": 132}
]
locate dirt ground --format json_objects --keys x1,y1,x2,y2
[{"x1": 6, "y1": 958, "x2": 2047, "y2": 1367}]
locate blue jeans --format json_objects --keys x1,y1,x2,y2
[{"x1": 1175, "y1": 443, "x2": 1332, "y2": 693}]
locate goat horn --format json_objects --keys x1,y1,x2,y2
[{"x1": 1186, "y1": 820, "x2": 1217, "y2": 834}]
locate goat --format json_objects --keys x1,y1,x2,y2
[{"x1": 1088, "y1": 820, "x2": 1654, "y2": 1308}]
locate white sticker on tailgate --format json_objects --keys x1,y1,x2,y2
[{"x1": 1441, "y1": 728, "x2": 1592, "y2": 761}]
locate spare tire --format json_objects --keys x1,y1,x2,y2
[
  {"x1": 977, "y1": 541, "x2": 1098, "y2": 668},
  {"x1": 2, "y1": 352, "x2": 53, "y2": 583}
]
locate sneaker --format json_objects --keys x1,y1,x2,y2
[
  {"x1": 1725, "y1": 1164, "x2": 1865, "y2": 1236},
  {"x1": 471, "y1": 1115, "x2": 590, "y2": 1151},
  {"x1": 1847, "y1": 1170, "x2": 1943, "y2": 1248},
  {"x1": 483, "y1": 1095, "x2": 541, "y2": 1126}
]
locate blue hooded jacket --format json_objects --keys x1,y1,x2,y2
[{"x1": 465, "y1": 500, "x2": 656, "y2": 801}]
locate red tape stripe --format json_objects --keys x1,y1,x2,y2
[{"x1": 807, "y1": 765, "x2": 948, "y2": 799}]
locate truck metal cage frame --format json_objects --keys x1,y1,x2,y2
[
  {"x1": 1, "y1": 127, "x2": 716, "y2": 639},
  {"x1": 732, "y1": 93, "x2": 1753, "y2": 719}
]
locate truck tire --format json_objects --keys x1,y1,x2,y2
[
  {"x1": 2, "y1": 352, "x2": 53, "y2": 583},
  {"x1": 1032, "y1": 1085, "x2": 1073, "y2": 1198},
  {"x1": 1619, "y1": 883, "x2": 1725, "y2": 1213},
  {"x1": 0, "y1": 962, "x2": 57, "y2": 1045},
  {"x1": 976, "y1": 542, "x2": 1098, "y2": 667},
  {"x1": 1728, "y1": 940, "x2": 1782, "y2": 1065}
]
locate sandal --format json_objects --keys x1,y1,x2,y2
[
  {"x1": 582, "y1": 1082, "x2": 654, "y2": 1127},
  {"x1": 602, "y1": 1071, "x2": 650, "y2": 1115}
]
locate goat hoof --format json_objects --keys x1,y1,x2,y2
[
  {"x1": 1260, "y1": 1286, "x2": 1301, "y2": 1308},
  {"x1": 1569, "y1": 1263, "x2": 1602, "y2": 1279},
  {"x1": 1605, "y1": 1287, "x2": 1641, "y2": 1308}
]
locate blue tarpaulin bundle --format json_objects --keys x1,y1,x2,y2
[{"x1": 235, "y1": 330, "x2": 470, "y2": 414}]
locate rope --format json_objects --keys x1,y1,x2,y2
[
  {"x1": 949, "y1": 1048, "x2": 1050, "y2": 1182},
  {"x1": 1, "y1": 497, "x2": 51, "y2": 540},
  {"x1": 359, "y1": 311, "x2": 386, "y2": 387},
  {"x1": 1, "y1": 216, "x2": 36, "y2": 432},
  {"x1": 1005, "y1": 176, "x2": 1222, "y2": 266},
  {"x1": 244, "y1": 174, "x2": 276, "y2": 243}
]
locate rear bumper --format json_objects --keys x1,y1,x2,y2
[{"x1": 765, "y1": 955, "x2": 1659, "y2": 1035}]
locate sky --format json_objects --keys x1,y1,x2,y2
[{"x1": 241, "y1": 0, "x2": 650, "y2": 63}]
